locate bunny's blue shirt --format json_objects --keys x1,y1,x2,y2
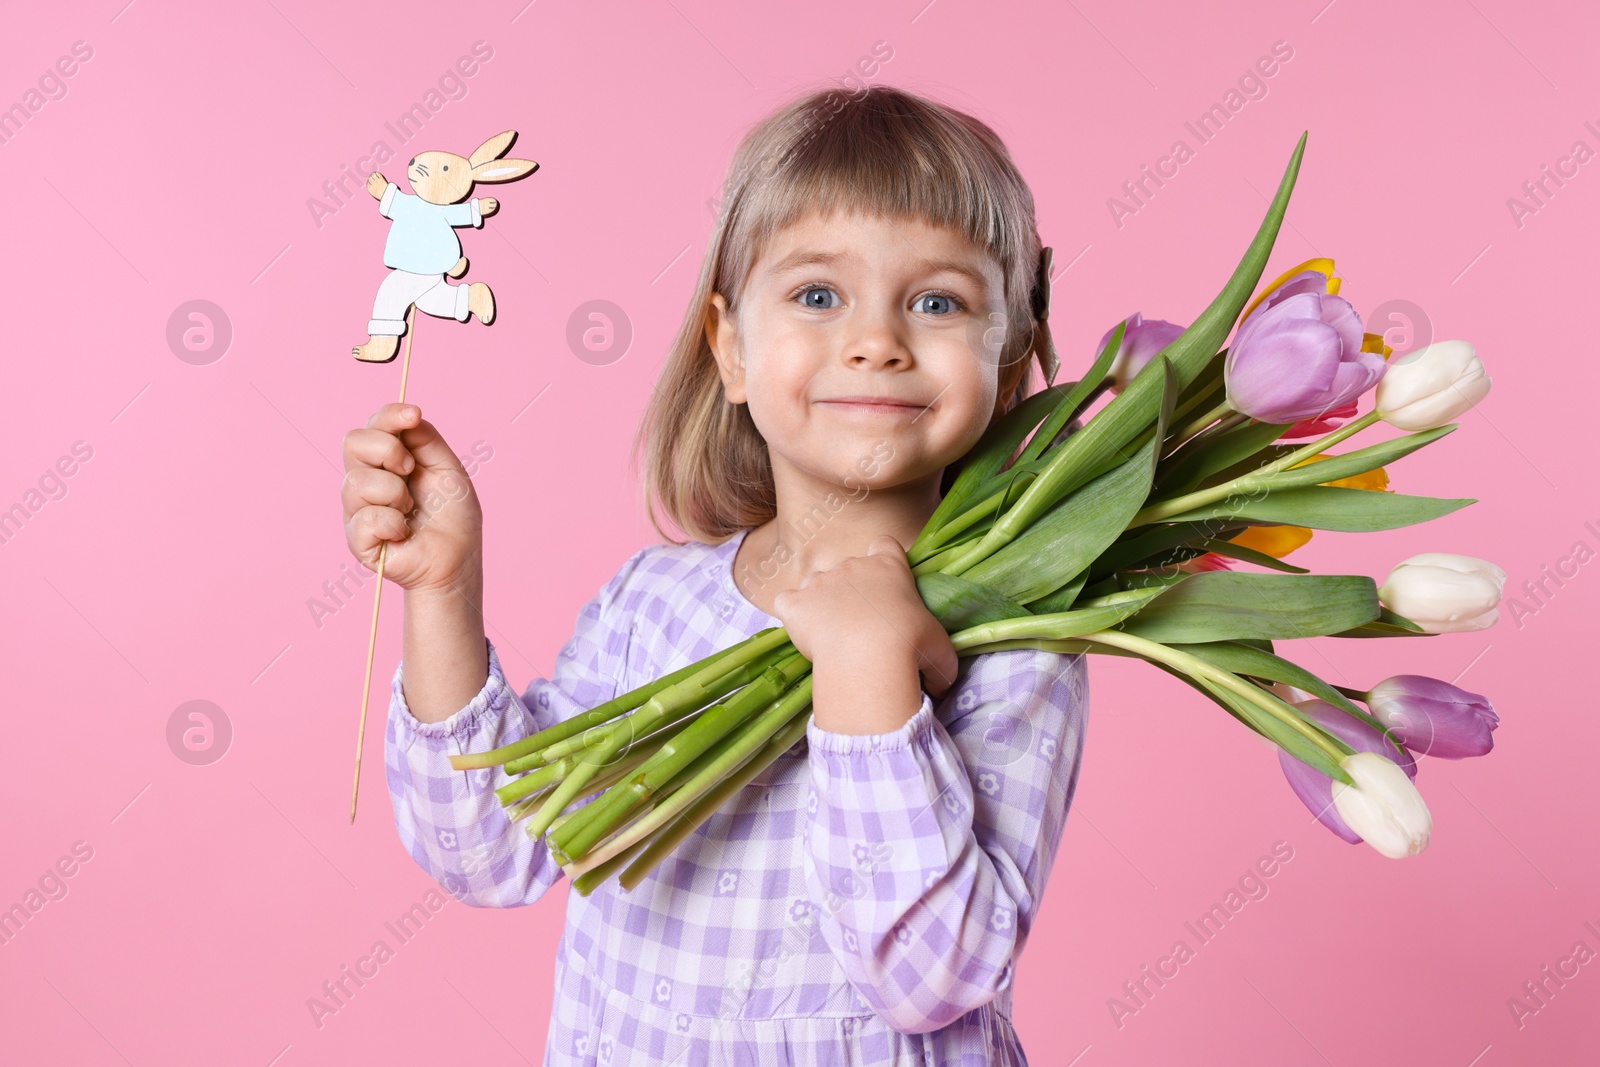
[{"x1": 378, "y1": 181, "x2": 483, "y2": 274}]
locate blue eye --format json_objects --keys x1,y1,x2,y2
[
  {"x1": 794, "y1": 284, "x2": 839, "y2": 310},
  {"x1": 914, "y1": 292, "x2": 964, "y2": 316}
]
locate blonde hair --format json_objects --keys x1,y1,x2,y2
[{"x1": 633, "y1": 83, "x2": 1059, "y2": 546}]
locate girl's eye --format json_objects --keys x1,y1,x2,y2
[
  {"x1": 793, "y1": 284, "x2": 840, "y2": 310},
  {"x1": 913, "y1": 291, "x2": 966, "y2": 316}
]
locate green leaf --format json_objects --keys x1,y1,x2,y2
[
  {"x1": 994, "y1": 352, "x2": 1170, "y2": 537},
  {"x1": 962, "y1": 430, "x2": 1161, "y2": 604},
  {"x1": 1115, "y1": 571, "x2": 1380, "y2": 642},
  {"x1": 1188, "y1": 535, "x2": 1310, "y2": 573},
  {"x1": 1026, "y1": 570, "x2": 1089, "y2": 613},
  {"x1": 1115, "y1": 570, "x2": 1192, "y2": 593},
  {"x1": 1017, "y1": 317, "x2": 1125, "y2": 466},
  {"x1": 1157, "y1": 419, "x2": 1292, "y2": 498},
  {"x1": 915, "y1": 382, "x2": 1074, "y2": 556},
  {"x1": 1256, "y1": 425, "x2": 1457, "y2": 491},
  {"x1": 915, "y1": 571, "x2": 1033, "y2": 632},
  {"x1": 1149, "y1": 132, "x2": 1308, "y2": 395},
  {"x1": 1329, "y1": 607, "x2": 1435, "y2": 638},
  {"x1": 1086, "y1": 521, "x2": 1247, "y2": 582},
  {"x1": 1157, "y1": 485, "x2": 1476, "y2": 532}
]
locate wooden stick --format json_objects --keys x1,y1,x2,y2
[{"x1": 352, "y1": 305, "x2": 418, "y2": 823}]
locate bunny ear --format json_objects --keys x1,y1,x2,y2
[
  {"x1": 472, "y1": 157, "x2": 539, "y2": 183},
  {"x1": 468, "y1": 130, "x2": 518, "y2": 168}
]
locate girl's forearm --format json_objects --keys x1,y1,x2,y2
[{"x1": 400, "y1": 563, "x2": 489, "y2": 724}]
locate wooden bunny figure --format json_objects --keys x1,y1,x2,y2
[{"x1": 351, "y1": 129, "x2": 538, "y2": 362}]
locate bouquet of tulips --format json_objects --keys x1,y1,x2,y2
[{"x1": 451, "y1": 132, "x2": 1502, "y2": 891}]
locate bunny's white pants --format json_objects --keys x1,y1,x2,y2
[{"x1": 366, "y1": 269, "x2": 471, "y2": 336}]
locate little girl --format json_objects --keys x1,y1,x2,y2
[{"x1": 341, "y1": 84, "x2": 1089, "y2": 1065}]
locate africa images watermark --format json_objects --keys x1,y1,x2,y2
[
  {"x1": 0, "y1": 39, "x2": 94, "y2": 148},
  {"x1": 1106, "y1": 39, "x2": 1295, "y2": 229},
  {"x1": 1107, "y1": 840, "x2": 1296, "y2": 1028},
  {"x1": 306, "y1": 40, "x2": 497, "y2": 230},
  {"x1": 314, "y1": 440, "x2": 494, "y2": 629},
  {"x1": 1501, "y1": 517, "x2": 1600, "y2": 629},
  {"x1": 305, "y1": 883, "x2": 464, "y2": 1029},
  {"x1": 731, "y1": 439, "x2": 896, "y2": 599},
  {"x1": 1505, "y1": 917, "x2": 1600, "y2": 1031},
  {"x1": 705, "y1": 39, "x2": 894, "y2": 222},
  {"x1": 1505, "y1": 117, "x2": 1600, "y2": 230}
]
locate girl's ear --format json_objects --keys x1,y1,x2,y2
[{"x1": 706, "y1": 293, "x2": 746, "y2": 404}]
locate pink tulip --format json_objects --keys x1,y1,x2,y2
[
  {"x1": 1365, "y1": 675, "x2": 1499, "y2": 759},
  {"x1": 1099, "y1": 313, "x2": 1186, "y2": 392},
  {"x1": 1224, "y1": 272, "x2": 1387, "y2": 424}
]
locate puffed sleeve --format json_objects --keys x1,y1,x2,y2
[
  {"x1": 801, "y1": 647, "x2": 1089, "y2": 1034},
  {"x1": 383, "y1": 549, "x2": 645, "y2": 907}
]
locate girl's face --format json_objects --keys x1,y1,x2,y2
[{"x1": 708, "y1": 209, "x2": 1013, "y2": 496}]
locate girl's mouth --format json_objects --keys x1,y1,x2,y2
[{"x1": 816, "y1": 396, "x2": 931, "y2": 417}]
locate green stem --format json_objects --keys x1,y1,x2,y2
[
  {"x1": 448, "y1": 635, "x2": 761, "y2": 771},
  {"x1": 1129, "y1": 409, "x2": 1382, "y2": 526},
  {"x1": 504, "y1": 642, "x2": 792, "y2": 775},
  {"x1": 566, "y1": 675, "x2": 815, "y2": 890},
  {"x1": 1076, "y1": 629, "x2": 1351, "y2": 766},
  {"x1": 521, "y1": 627, "x2": 794, "y2": 842},
  {"x1": 908, "y1": 484, "x2": 1008, "y2": 564},
  {"x1": 551, "y1": 650, "x2": 812, "y2": 862},
  {"x1": 615, "y1": 699, "x2": 813, "y2": 893},
  {"x1": 940, "y1": 423, "x2": 1158, "y2": 578},
  {"x1": 1165, "y1": 398, "x2": 1234, "y2": 448},
  {"x1": 1166, "y1": 373, "x2": 1225, "y2": 428}
]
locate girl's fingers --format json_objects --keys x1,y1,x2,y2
[
  {"x1": 343, "y1": 425, "x2": 415, "y2": 478},
  {"x1": 341, "y1": 466, "x2": 414, "y2": 518},
  {"x1": 347, "y1": 504, "x2": 409, "y2": 565},
  {"x1": 356, "y1": 404, "x2": 467, "y2": 475}
]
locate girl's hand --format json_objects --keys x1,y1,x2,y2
[
  {"x1": 773, "y1": 534, "x2": 960, "y2": 705},
  {"x1": 341, "y1": 403, "x2": 483, "y2": 596}
]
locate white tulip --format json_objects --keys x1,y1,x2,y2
[
  {"x1": 1375, "y1": 340, "x2": 1492, "y2": 430},
  {"x1": 1331, "y1": 751, "x2": 1432, "y2": 858},
  {"x1": 1379, "y1": 553, "x2": 1506, "y2": 633}
]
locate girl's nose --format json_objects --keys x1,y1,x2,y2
[{"x1": 844, "y1": 324, "x2": 911, "y2": 368}]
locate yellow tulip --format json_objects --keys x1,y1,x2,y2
[
  {"x1": 1229, "y1": 524, "x2": 1313, "y2": 558},
  {"x1": 1238, "y1": 257, "x2": 1340, "y2": 324}
]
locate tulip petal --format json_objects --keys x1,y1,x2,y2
[
  {"x1": 1226, "y1": 315, "x2": 1345, "y2": 422},
  {"x1": 1276, "y1": 698, "x2": 1418, "y2": 846},
  {"x1": 1331, "y1": 752, "x2": 1432, "y2": 858},
  {"x1": 1278, "y1": 746, "x2": 1363, "y2": 843},
  {"x1": 1367, "y1": 675, "x2": 1498, "y2": 758}
]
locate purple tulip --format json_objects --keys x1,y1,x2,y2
[
  {"x1": 1223, "y1": 272, "x2": 1387, "y2": 424},
  {"x1": 1276, "y1": 697, "x2": 1416, "y2": 845},
  {"x1": 1099, "y1": 313, "x2": 1186, "y2": 392},
  {"x1": 1365, "y1": 675, "x2": 1499, "y2": 759}
]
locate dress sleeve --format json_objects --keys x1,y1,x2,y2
[
  {"x1": 801, "y1": 647, "x2": 1089, "y2": 1034},
  {"x1": 378, "y1": 181, "x2": 399, "y2": 218},
  {"x1": 383, "y1": 551, "x2": 644, "y2": 907}
]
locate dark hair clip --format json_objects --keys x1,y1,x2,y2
[{"x1": 1031, "y1": 246, "x2": 1054, "y2": 322}]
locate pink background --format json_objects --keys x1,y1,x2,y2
[{"x1": 2, "y1": 0, "x2": 1596, "y2": 1063}]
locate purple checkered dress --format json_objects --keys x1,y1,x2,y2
[{"x1": 385, "y1": 526, "x2": 1089, "y2": 1065}]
